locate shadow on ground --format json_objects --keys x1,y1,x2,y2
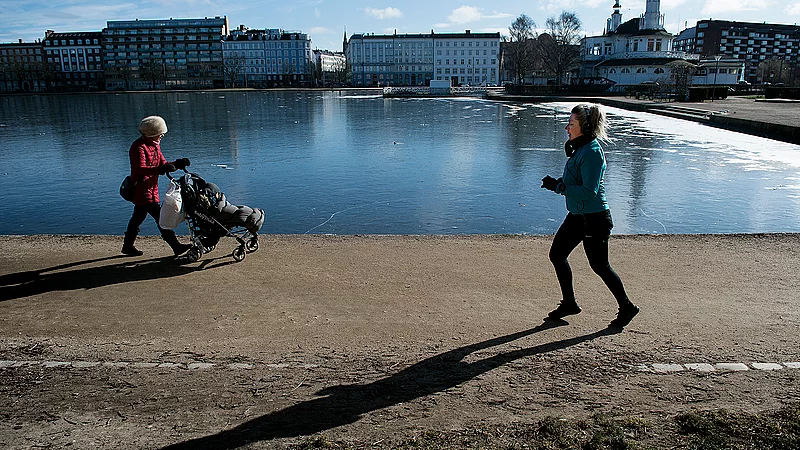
[
  {"x1": 0, "y1": 254, "x2": 235, "y2": 302},
  {"x1": 162, "y1": 322, "x2": 620, "y2": 449}
]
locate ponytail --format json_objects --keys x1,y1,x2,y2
[{"x1": 571, "y1": 104, "x2": 607, "y2": 141}]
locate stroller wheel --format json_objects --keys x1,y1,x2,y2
[
  {"x1": 188, "y1": 246, "x2": 202, "y2": 263},
  {"x1": 245, "y1": 237, "x2": 259, "y2": 253},
  {"x1": 232, "y1": 246, "x2": 246, "y2": 262}
]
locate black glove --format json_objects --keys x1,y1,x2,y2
[
  {"x1": 541, "y1": 175, "x2": 560, "y2": 192},
  {"x1": 158, "y1": 163, "x2": 177, "y2": 175},
  {"x1": 174, "y1": 158, "x2": 191, "y2": 170}
]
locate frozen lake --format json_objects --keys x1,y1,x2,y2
[{"x1": 1, "y1": 91, "x2": 799, "y2": 235}]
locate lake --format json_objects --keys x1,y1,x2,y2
[{"x1": 1, "y1": 90, "x2": 798, "y2": 236}]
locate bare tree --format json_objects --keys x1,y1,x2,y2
[
  {"x1": 540, "y1": 11, "x2": 583, "y2": 85},
  {"x1": 504, "y1": 14, "x2": 537, "y2": 84},
  {"x1": 223, "y1": 54, "x2": 245, "y2": 87},
  {"x1": 666, "y1": 59, "x2": 696, "y2": 100},
  {"x1": 330, "y1": 58, "x2": 351, "y2": 86},
  {"x1": 140, "y1": 58, "x2": 165, "y2": 89},
  {"x1": 758, "y1": 58, "x2": 790, "y2": 85}
]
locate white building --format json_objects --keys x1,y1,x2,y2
[
  {"x1": 434, "y1": 30, "x2": 500, "y2": 86},
  {"x1": 581, "y1": 0, "x2": 699, "y2": 90},
  {"x1": 346, "y1": 30, "x2": 499, "y2": 87}
]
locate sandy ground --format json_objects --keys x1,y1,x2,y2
[{"x1": 1, "y1": 233, "x2": 799, "y2": 448}]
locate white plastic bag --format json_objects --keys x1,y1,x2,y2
[{"x1": 159, "y1": 180, "x2": 185, "y2": 229}]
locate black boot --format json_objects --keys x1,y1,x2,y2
[
  {"x1": 162, "y1": 230, "x2": 192, "y2": 256},
  {"x1": 121, "y1": 232, "x2": 143, "y2": 256}
]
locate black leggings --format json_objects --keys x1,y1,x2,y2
[
  {"x1": 548, "y1": 211, "x2": 630, "y2": 307},
  {"x1": 125, "y1": 202, "x2": 179, "y2": 243}
]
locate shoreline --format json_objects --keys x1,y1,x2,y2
[{"x1": 4, "y1": 87, "x2": 798, "y2": 144}]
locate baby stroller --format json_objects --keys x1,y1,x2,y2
[{"x1": 169, "y1": 170, "x2": 264, "y2": 263}]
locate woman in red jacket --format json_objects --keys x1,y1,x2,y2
[{"x1": 122, "y1": 116, "x2": 192, "y2": 257}]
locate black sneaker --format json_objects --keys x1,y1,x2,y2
[
  {"x1": 609, "y1": 304, "x2": 640, "y2": 329},
  {"x1": 121, "y1": 246, "x2": 143, "y2": 256},
  {"x1": 547, "y1": 302, "x2": 582, "y2": 320}
]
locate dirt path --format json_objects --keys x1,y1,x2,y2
[{"x1": 1, "y1": 234, "x2": 798, "y2": 448}]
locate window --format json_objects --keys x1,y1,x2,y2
[
  {"x1": 654, "y1": 68, "x2": 664, "y2": 74},
  {"x1": 621, "y1": 68, "x2": 631, "y2": 73},
  {"x1": 636, "y1": 68, "x2": 647, "y2": 73}
]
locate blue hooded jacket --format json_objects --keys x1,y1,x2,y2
[{"x1": 560, "y1": 138, "x2": 609, "y2": 214}]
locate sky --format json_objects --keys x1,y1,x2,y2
[{"x1": 1, "y1": 0, "x2": 799, "y2": 51}]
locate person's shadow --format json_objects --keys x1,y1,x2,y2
[
  {"x1": 0, "y1": 254, "x2": 236, "y2": 302},
  {"x1": 162, "y1": 322, "x2": 620, "y2": 449}
]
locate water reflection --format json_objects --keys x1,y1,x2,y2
[{"x1": 0, "y1": 92, "x2": 798, "y2": 235}]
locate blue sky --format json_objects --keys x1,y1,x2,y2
[{"x1": 2, "y1": 0, "x2": 798, "y2": 50}]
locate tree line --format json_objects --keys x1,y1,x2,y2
[{"x1": 503, "y1": 12, "x2": 583, "y2": 86}]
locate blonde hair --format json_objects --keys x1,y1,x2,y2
[{"x1": 571, "y1": 104, "x2": 607, "y2": 141}]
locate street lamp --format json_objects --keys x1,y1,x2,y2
[{"x1": 712, "y1": 54, "x2": 721, "y2": 102}]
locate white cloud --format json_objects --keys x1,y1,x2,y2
[
  {"x1": 447, "y1": 6, "x2": 512, "y2": 24},
  {"x1": 448, "y1": 6, "x2": 482, "y2": 23},
  {"x1": 787, "y1": 2, "x2": 800, "y2": 15},
  {"x1": 309, "y1": 26, "x2": 330, "y2": 34},
  {"x1": 701, "y1": 0, "x2": 774, "y2": 14},
  {"x1": 314, "y1": 8, "x2": 321, "y2": 18},
  {"x1": 363, "y1": 7, "x2": 403, "y2": 20}
]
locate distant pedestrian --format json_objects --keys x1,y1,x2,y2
[
  {"x1": 122, "y1": 115, "x2": 192, "y2": 257},
  {"x1": 541, "y1": 104, "x2": 639, "y2": 329}
]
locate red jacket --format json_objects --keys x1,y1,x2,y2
[{"x1": 129, "y1": 136, "x2": 172, "y2": 206}]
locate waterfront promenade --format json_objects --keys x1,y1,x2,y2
[
  {"x1": 489, "y1": 89, "x2": 800, "y2": 144},
  {"x1": 1, "y1": 233, "x2": 798, "y2": 448}
]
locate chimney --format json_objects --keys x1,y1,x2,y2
[{"x1": 466, "y1": 29, "x2": 471, "y2": 34}]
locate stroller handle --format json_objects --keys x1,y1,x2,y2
[{"x1": 166, "y1": 168, "x2": 189, "y2": 181}]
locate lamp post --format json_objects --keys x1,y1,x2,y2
[{"x1": 712, "y1": 54, "x2": 721, "y2": 102}]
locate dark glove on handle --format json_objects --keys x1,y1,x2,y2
[
  {"x1": 174, "y1": 158, "x2": 191, "y2": 170},
  {"x1": 159, "y1": 163, "x2": 177, "y2": 175},
  {"x1": 541, "y1": 175, "x2": 559, "y2": 191}
]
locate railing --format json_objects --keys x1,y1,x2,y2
[
  {"x1": 382, "y1": 86, "x2": 490, "y2": 97},
  {"x1": 584, "y1": 51, "x2": 701, "y2": 62}
]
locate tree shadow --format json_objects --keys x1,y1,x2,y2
[
  {"x1": 0, "y1": 254, "x2": 234, "y2": 302},
  {"x1": 162, "y1": 322, "x2": 620, "y2": 449}
]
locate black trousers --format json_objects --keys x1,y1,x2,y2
[
  {"x1": 125, "y1": 202, "x2": 180, "y2": 246},
  {"x1": 548, "y1": 211, "x2": 630, "y2": 307}
]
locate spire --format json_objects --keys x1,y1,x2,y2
[
  {"x1": 608, "y1": 0, "x2": 623, "y2": 33},
  {"x1": 641, "y1": 0, "x2": 664, "y2": 30}
]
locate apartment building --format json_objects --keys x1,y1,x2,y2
[
  {"x1": 42, "y1": 31, "x2": 103, "y2": 91},
  {"x1": 434, "y1": 31, "x2": 500, "y2": 86},
  {"x1": 674, "y1": 20, "x2": 800, "y2": 83},
  {"x1": 221, "y1": 27, "x2": 313, "y2": 88},
  {"x1": 0, "y1": 40, "x2": 45, "y2": 92},
  {"x1": 346, "y1": 30, "x2": 499, "y2": 87},
  {"x1": 102, "y1": 16, "x2": 229, "y2": 90}
]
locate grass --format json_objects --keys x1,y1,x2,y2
[
  {"x1": 676, "y1": 403, "x2": 800, "y2": 449},
  {"x1": 288, "y1": 403, "x2": 800, "y2": 449}
]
